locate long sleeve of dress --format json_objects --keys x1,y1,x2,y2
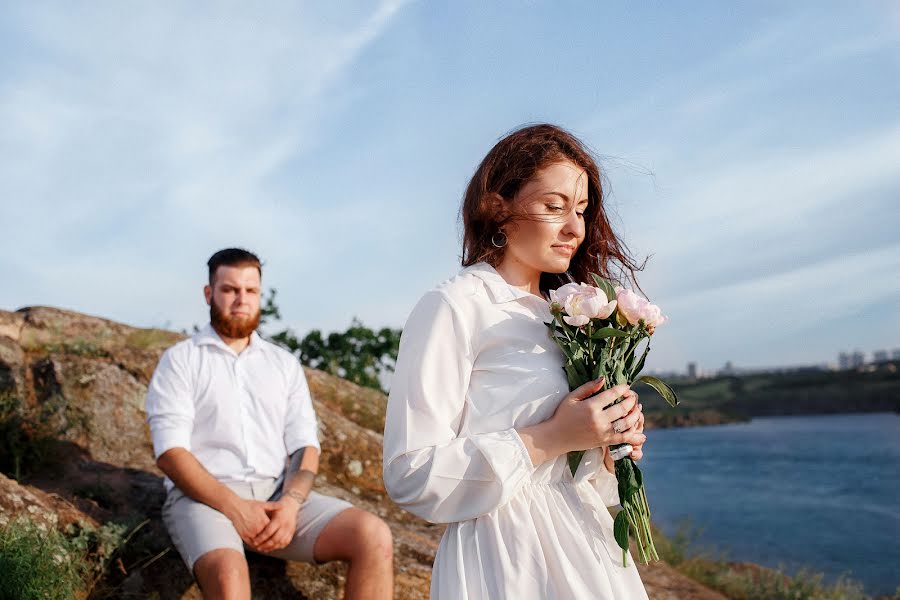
[{"x1": 383, "y1": 290, "x2": 535, "y2": 523}]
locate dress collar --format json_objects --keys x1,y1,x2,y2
[
  {"x1": 463, "y1": 262, "x2": 548, "y2": 305},
  {"x1": 194, "y1": 323, "x2": 263, "y2": 356}
]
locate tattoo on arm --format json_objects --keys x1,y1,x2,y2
[
  {"x1": 284, "y1": 447, "x2": 316, "y2": 505},
  {"x1": 285, "y1": 489, "x2": 308, "y2": 505}
]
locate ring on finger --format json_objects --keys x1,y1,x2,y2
[{"x1": 613, "y1": 419, "x2": 623, "y2": 433}]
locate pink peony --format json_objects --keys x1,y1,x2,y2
[
  {"x1": 616, "y1": 288, "x2": 668, "y2": 329},
  {"x1": 556, "y1": 283, "x2": 617, "y2": 326},
  {"x1": 549, "y1": 282, "x2": 585, "y2": 306},
  {"x1": 615, "y1": 288, "x2": 649, "y2": 325},
  {"x1": 640, "y1": 303, "x2": 668, "y2": 328}
]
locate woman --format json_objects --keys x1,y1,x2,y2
[{"x1": 383, "y1": 124, "x2": 650, "y2": 599}]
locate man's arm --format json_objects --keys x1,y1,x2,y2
[
  {"x1": 157, "y1": 447, "x2": 271, "y2": 545},
  {"x1": 252, "y1": 445, "x2": 320, "y2": 552},
  {"x1": 281, "y1": 445, "x2": 319, "y2": 506}
]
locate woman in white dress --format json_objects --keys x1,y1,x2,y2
[{"x1": 383, "y1": 124, "x2": 650, "y2": 599}]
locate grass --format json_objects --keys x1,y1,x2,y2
[
  {"x1": 36, "y1": 340, "x2": 109, "y2": 358},
  {"x1": 0, "y1": 518, "x2": 85, "y2": 600},
  {"x1": 123, "y1": 328, "x2": 183, "y2": 351},
  {"x1": 687, "y1": 563, "x2": 870, "y2": 600},
  {"x1": 0, "y1": 516, "x2": 133, "y2": 600},
  {"x1": 651, "y1": 520, "x2": 882, "y2": 600}
]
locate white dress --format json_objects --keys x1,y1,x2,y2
[{"x1": 384, "y1": 262, "x2": 648, "y2": 600}]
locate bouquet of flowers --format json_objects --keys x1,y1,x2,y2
[{"x1": 547, "y1": 274, "x2": 678, "y2": 566}]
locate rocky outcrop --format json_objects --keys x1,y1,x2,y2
[{"x1": 0, "y1": 306, "x2": 724, "y2": 599}]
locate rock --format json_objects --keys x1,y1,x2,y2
[
  {"x1": 636, "y1": 560, "x2": 728, "y2": 600},
  {"x1": 304, "y1": 367, "x2": 388, "y2": 432},
  {"x1": 0, "y1": 310, "x2": 24, "y2": 342},
  {"x1": 0, "y1": 306, "x2": 723, "y2": 599},
  {"x1": 0, "y1": 472, "x2": 95, "y2": 531},
  {"x1": 0, "y1": 337, "x2": 23, "y2": 396}
]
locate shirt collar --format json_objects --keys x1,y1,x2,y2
[
  {"x1": 463, "y1": 262, "x2": 548, "y2": 305},
  {"x1": 194, "y1": 323, "x2": 263, "y2": 356}
]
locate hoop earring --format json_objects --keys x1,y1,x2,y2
[{"x1": 491, "y1": 231, "x2": 508, "y2": 248}]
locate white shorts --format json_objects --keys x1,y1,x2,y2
[{"x1": 162, "y1": 478, "x2": 353, "y2": 573}]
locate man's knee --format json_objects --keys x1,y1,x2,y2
[
  {"x1": 315, "y1": 508, "x2": 394, "y2": 564},
  {"x1": 194, "y1": 548, "x2": 249, "y2": 590},
  {"x1": 353, "y1": 512, "x2": 393, "y2": 561}
]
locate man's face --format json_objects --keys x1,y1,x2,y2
[{"x1": 204, "y1": 265, "x2": 262, "y2": 339}]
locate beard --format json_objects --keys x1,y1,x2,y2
[{"x1": 210, "y1": 301, "x2": 261, "y2": 339}]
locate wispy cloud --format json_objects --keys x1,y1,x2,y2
[
  {"x1": 636, "y1": 123, "x2": 900, "y2": 291},
  {"x1": 648, "y1": 242, "x2": 900, "y2": 371},
  {"x1": 0, "y1": 0, "x2": 412, "y2": 325}
]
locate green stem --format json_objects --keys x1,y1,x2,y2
[
  {"x1": 625, "y1": 503, "x2": 651, "y2": 564},
  {"x1": 587, "y1": 321, "x2": 594, "y2": 366},
  {"x1": 622, "y1": 505, "x2": 640, "y2": 562},
  {"x1": 555, "y1": 313, "x2": 574, "y2": 343}
]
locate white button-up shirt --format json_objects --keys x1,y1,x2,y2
[{"x1": 146, "y1": 324, "x2": 320, "y2": 492}]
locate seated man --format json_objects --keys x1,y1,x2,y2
[{"x1": 146, "y1": 248, "x2": 393, "y2": 599}]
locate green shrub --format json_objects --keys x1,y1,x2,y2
[
  {"x1": 711, "y1": 565, "x2": 867, "y2": 600},
  {"x1": 0, "y1": 517, "x2": 128, "y2": 600},
  {"x1": 651, "y1": 522, "x2": 871, "y2": 600},
  {"x1": 651, "y1": 518, "x2": 704, "y2": 567},
  {"x1": 0, "y1": 518, "x2": 86, "y2": 600}
]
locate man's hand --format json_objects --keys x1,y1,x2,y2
[
  {"x1": 223, "y1": 497, "x2": 272, "y2": 546},
  {"x1": 250, "y1": 496, "x2": 301, "y2": 553}
]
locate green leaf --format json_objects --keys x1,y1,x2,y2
[
  {"x1": 554, "y1": 313, "x2": 576, "y2": 339},
  {"x1": 563, "y1": 364, "x2": 582, "y2": 390},
  {"x1": 613, "y1": 510, "x2": 631, "y2": 552},
  {"x1": 615, "y1": 454, "x2": 639, "y2": 505},
  {"x1": 590, "y1": 273, "x2": 618, "y2": 303},
  {"x1": 613, "y1": 361, "x2": 626, "y2": 385},
  {"x1": 632, "y1": 460, "x2": 643, "y2": 488},
  {"x1": 624, "y1": 343, "x2": 640, "y2": 376},
  {"x1": 599, "y1": 346, "x2": 610, "y2": 368},
  {"x1": 567, "y1": 450, "x2": 585, "y2": 476},
  {"x1": 573, "y1": 360, "x2": 590, "y2": 383},
  {"x1": 590, "y1": 327, "x2": 630, "y2": 340},
  {"x1": 635, "y1": 375, "x2": 679, "y2": 407},
  {"x1": 629, "y1": 340, "x2": 651, "y2": 382}
]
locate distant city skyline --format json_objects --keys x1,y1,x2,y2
[{"x1": 669, "y1": 345, "x2": 899, "y2": 379}]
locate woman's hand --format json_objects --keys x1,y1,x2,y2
[
  {"x1": 629, "y1": 407, "x2": 646, "y2": 461},
  {"x1": 516, "y1": 377, "x2": 646, "y2": 467},
  {"x1": 550, "y1": 378, "x2": 646, "y2": 453}
]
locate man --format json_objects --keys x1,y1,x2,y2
[{"x1": 146, "y1": 248, "x2": 393, "y2": 599}]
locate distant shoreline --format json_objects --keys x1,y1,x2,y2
[
  {"x1": 645, "y1": 408, "x2": 898, "y2": 429},
  {"x1": 636, "y1": 366, "x2": 900, "y2": 429}
]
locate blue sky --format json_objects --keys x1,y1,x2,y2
[{"x1": 2, "y1": 1, "x2": 898, "y2": 373}]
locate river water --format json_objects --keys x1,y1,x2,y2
[{"x1": 638, "y1": 412, "x2": 900, "y2": 595}]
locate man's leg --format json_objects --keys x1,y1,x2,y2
[
  {"x1": 313, "y1": 508, "x2": 394, "y2": 600},
  {"x1": 193, "y1": 548, "x2": 251, "y2": 600},
  {"x1": 162, "y1": 485, "x2": 253, "y2": 600}
]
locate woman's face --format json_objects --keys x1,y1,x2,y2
[{"x1": 501, "y1": 159, "x2": 589, "y2": 276}]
